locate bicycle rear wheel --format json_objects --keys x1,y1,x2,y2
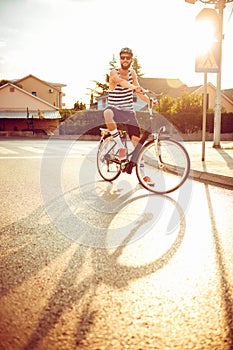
[
  {"x1": 136, "y1": 138, "x2": 190, "y2": 194},
  {"x1": 97, "y1": 135, "x2": 121, "y2": 181}
]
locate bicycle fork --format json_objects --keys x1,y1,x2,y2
[
  {"x1": 153, "y1": 126, "x2": 166, "y2": 169},
  {"x1": 122, "y1": 130, "x2": 151, "y2": 174}
]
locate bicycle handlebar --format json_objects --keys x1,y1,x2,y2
[
  {"x1": 141, "y1": 89, "x2": 164, "y2": 110},
  {"x1": 143, "y1": 89, "x2": 164, "y2": 98}
]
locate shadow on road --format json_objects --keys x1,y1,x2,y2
[
  {"x1": 216, "y1": 147, "x2": 233, "y2": 170},
  {"x1": 204, "y1": 184, "x2": 233, "y2": 348},
  {"x1": 0, "y1": 182, "x2": 186, "y2": 349}
]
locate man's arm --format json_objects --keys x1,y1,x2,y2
[
  {"x1": 131, "y1": 70, "x2": 150, "y2": 104},
  {"x1": 109, "y1": 69, "x2": 142, "y2": 93}
]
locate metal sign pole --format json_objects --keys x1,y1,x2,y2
[
  {"x1": 213, "y1": 0, "x2": 225, "y2": 148},
  {"x1": 202, "y1": 72, "x2": 207, "y2": 161}
]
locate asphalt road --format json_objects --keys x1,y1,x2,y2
[{"x1": 0, "y1": 139, "x2": 233, "y2": 350}]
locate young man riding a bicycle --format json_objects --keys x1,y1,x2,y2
[
  {"x1": 103, "y1": 47, "x2": 153, "y2": 183},
  {"x1": 99, "y1": 47, "x2": 190, "y2": 193}
]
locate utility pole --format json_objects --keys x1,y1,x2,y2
[
  {"x1": 213, "y1": 0, "x2": 225, "y2": 148},
  {"x1": 202, "y1": 72, "x2": 207, "y2": 161}
]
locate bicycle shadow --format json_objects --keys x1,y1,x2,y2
[
  {"x1": 0, "y1": 181, "x2": 186, "y2": 349},
  {"x1": 43, "y1": 176, "x2": 186, "y2": 249}
]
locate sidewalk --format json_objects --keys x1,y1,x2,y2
[{"x1": 185, "y1": 141, "x2": 233, "y2": 190}]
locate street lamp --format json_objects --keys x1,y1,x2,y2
[{"x1": 185, "y1": 0, "x2": 233, "y2": 149}]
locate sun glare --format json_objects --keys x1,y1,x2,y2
[{"x1": 195, "y1": 19, "x2": 216, "y2": 55}]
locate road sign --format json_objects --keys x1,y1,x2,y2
[{"x1": 195, "y1": 42, "x2": 220, "y2": 73}]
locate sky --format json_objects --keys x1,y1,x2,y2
[{"x1": 0, "y1": 0, "x2": 233, "y2": 108}]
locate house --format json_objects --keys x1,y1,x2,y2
[
  {"x1": 0, "y1": 74, "x2": 66, "y2": 134},
  {"x1": 138, "y1": 77, "x2": 189, "y2": 98},
  {"x1": 189, "y1": 83, "x2": 233, "y2": 113},
  {"x1": 221, "y1": 88, "x2": 233, "y2": 103},
  {"x1": 95, "y1": 77, "x2": 233, "y2": 113},
  {"x1": 12, "y1": 74, "x2": 66, "y2": 109}
]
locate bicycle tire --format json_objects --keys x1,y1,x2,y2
[
  {"x1": 136, "y1": 137, "x2": 190, "y2": 194},
  {"x1": 97, "y1": 135, "x2": 121, "y2": 181}
]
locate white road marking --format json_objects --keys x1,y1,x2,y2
[
  {"x1": 0, "y1": 147, "x2": 18, "y2": 155},
  {"x1": 0, "y1": 142, "x2": 98, "y2": 159},
  {"x1": 18, "y1": 146, "x2": 45, "y2": 153},
  {"x1": 0, "y1": 154, "x2": 96, "y2": 160}
]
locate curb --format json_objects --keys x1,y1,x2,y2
[{"x1": 191, "y1": 169, "x2": 233, "y2": 190}]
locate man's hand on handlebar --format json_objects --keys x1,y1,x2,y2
[
  {"x1": 133, "y1": 86, "x2": 162, "y2": 106},
  {"x1": 134, "y1": 86, "x2": 146, "y2": 94}
]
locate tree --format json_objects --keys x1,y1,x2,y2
[
  {"x1": 106, "y1": 54, "x2": 117, "y2": 83},
  {"x1": 90, "y1": 54, "x2": 117, "y2": 97},
  {"x1": 132, "y1": 56, "x2": 143, "y2": 76},
  {"x1": 91, "y1": 81, "x2": 109, "y2": 96},
  {"x1": 0, "y1": 79, "x2": 10, "y2": 87},
  {"x1": 90, "y1": 93, "x2": 94, "y2": 106},
  {"x1": 157, "y1": 95, "x2": 175, "y2": 114},
  {"x1": 73, "y1": 100, "x2": 86, "y2": 111},
  {"x1": 154, "y1": 92, "x2": 203, "y2": 115},
  {"x1": 0, "y1": 80, "x2": 22, "y2": 88},
  {"x1": 172, "y1": 92, "x2": 202, "y2": 114}
]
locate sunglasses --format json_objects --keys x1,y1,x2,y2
[{"x1": 120, "y1": 55, "x2": 132, "y2": 60}]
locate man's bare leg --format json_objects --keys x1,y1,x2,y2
[
  {"x1": 103, "y1": 109, "x2": 126, "y2": 160},
  {"x1": 103, "y1": 109, "x2": 117, "y2": 132},
  {"x1": 131, "y1": 135, "x2": 140, "y2": 148}
]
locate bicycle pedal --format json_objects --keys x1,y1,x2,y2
[
  {"x1": 143, "y1": 176, "x2": 155, "y2": 187},
  {"x1": 104, "y1": 154, "x2": 119, "y2": 163},
  {"x1": 120, "y1": 159, "x2": 129, "y2": 171},
  {"x1": 104, "y1": 154, "x2": 112, "y2": 162},
  {"x1": 123, "y1": 161, "x2": 135, "y2": 174}
]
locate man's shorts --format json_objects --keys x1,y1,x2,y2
[{"x1": 104, "y1": 106, "x2": 140, "y2": 139}]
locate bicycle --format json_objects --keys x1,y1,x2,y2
[{"x1": 97, "y1": 90, "x2": 190, "y2": 195}]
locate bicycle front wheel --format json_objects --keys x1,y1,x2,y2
[
  {"x1": 136, "y1": 138, "x2": 190, "y2": 194},
  {"x1": 97, "y1": 136, "x2": 121, "y2": 181}
]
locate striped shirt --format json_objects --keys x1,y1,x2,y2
[{"x1": 108, "y1": 69, "x2": 134, "y2": 111}]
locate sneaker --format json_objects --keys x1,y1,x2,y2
[
  {"x1": 143, "y1": 176, "x2": 154, "y2": 187},
  {"x1": 117, "y1": 148, "x2": 127, "y2": 161}
]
